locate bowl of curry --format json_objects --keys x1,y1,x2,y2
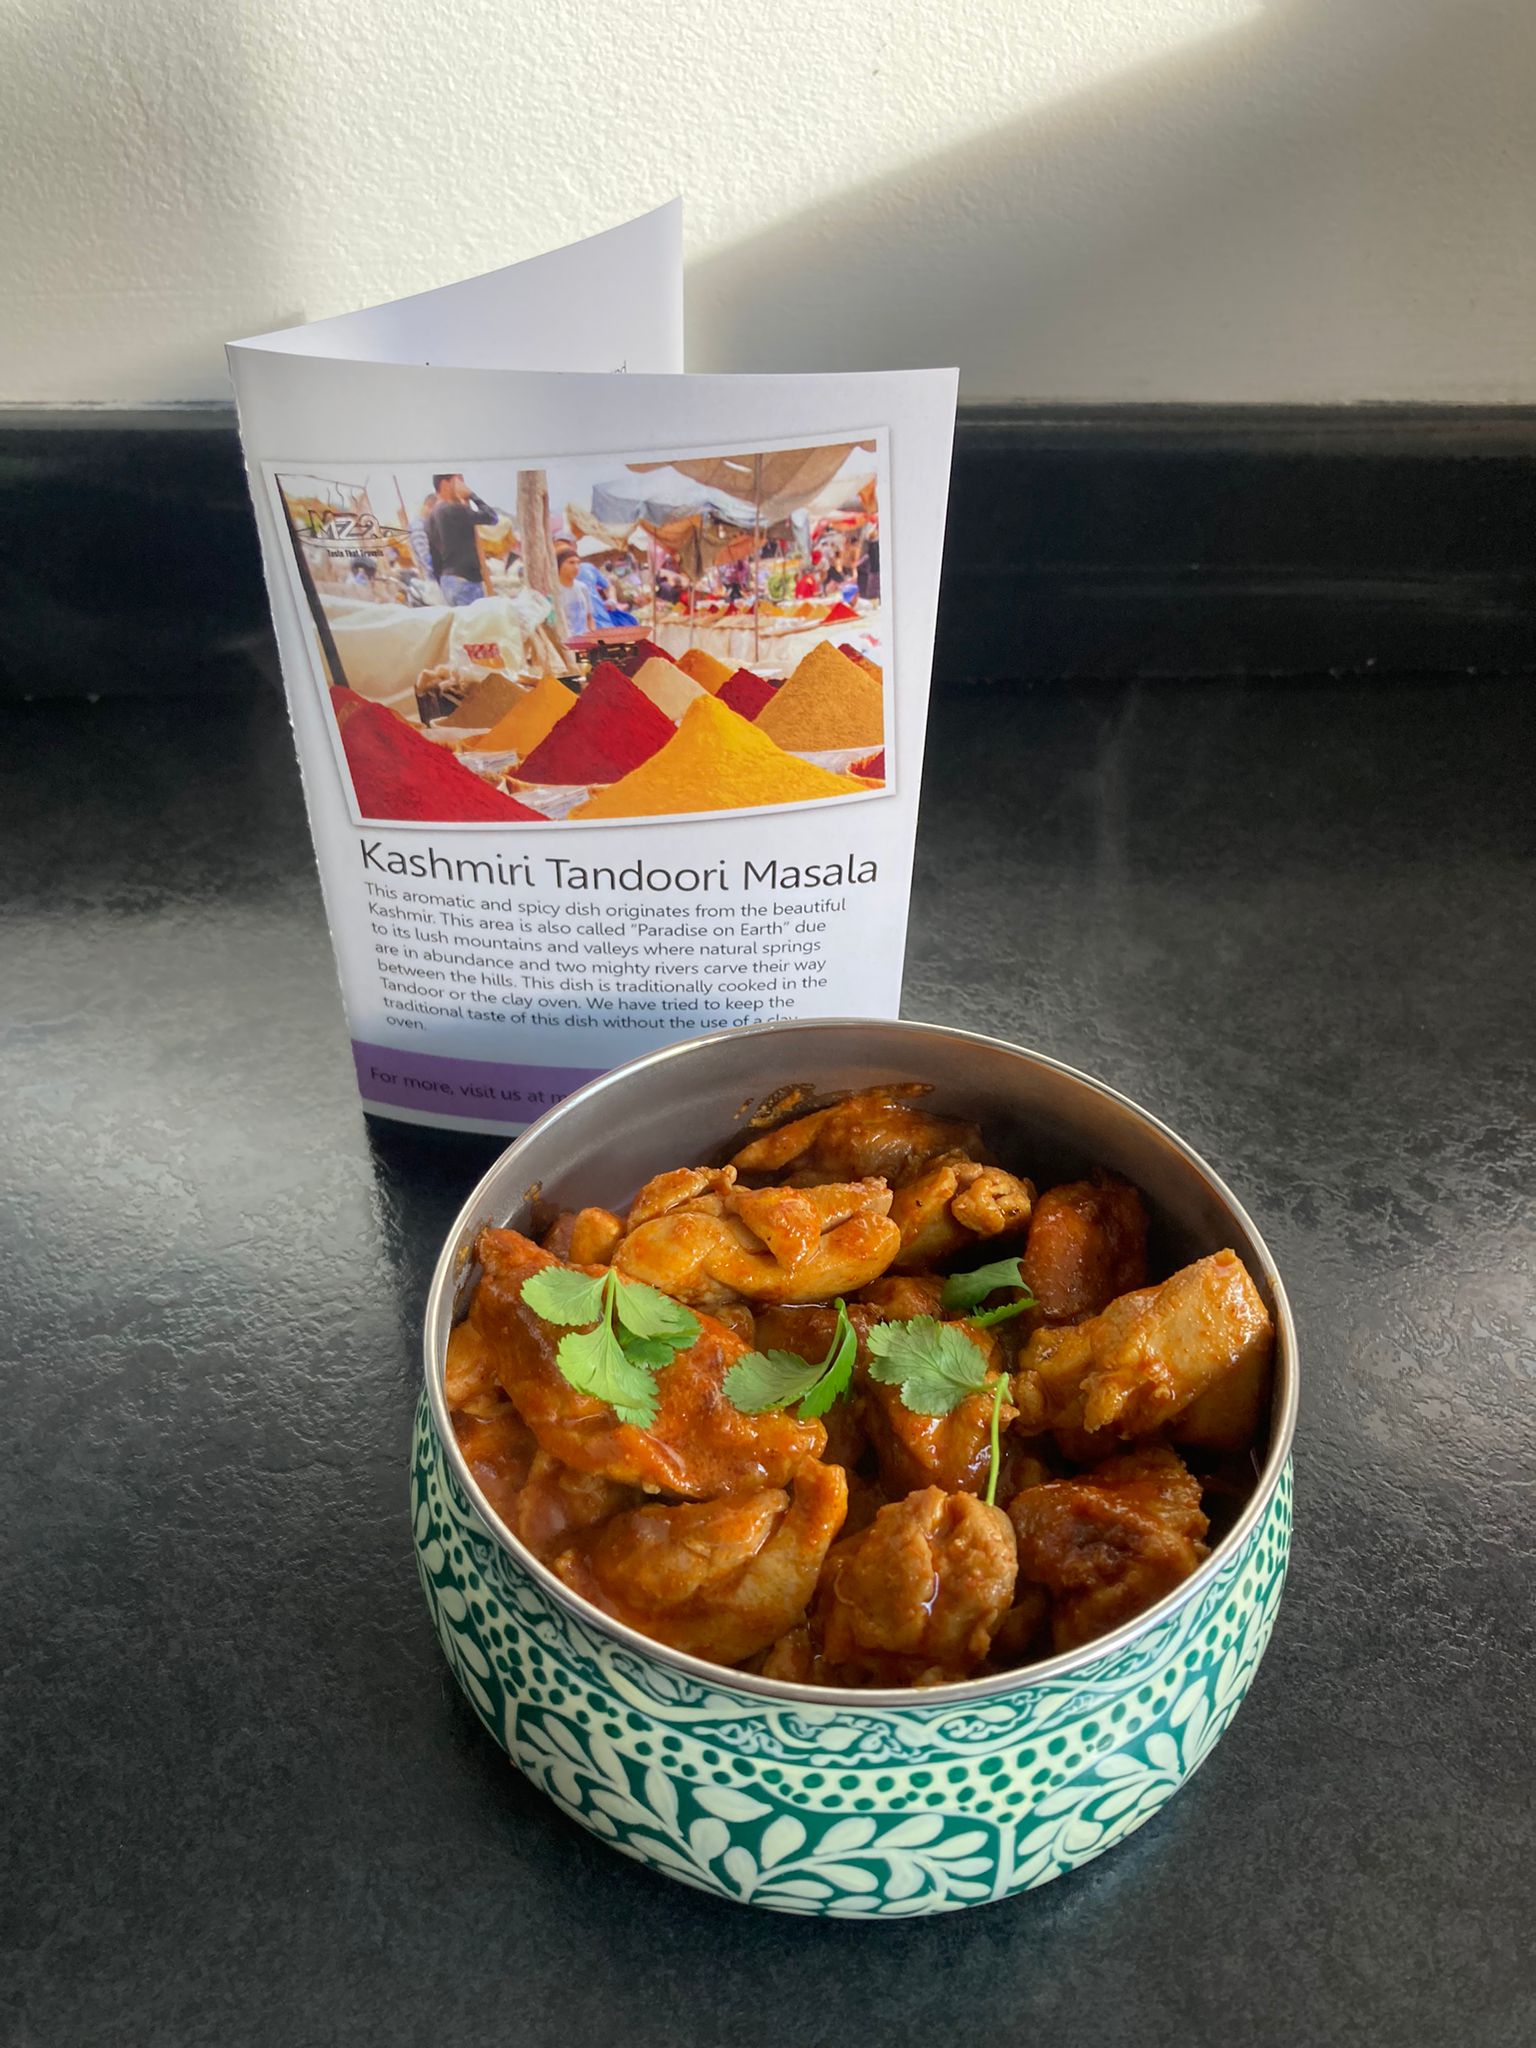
[{"x1": 415, "y1": 1018, "x2": 1297, "y2": 1917}]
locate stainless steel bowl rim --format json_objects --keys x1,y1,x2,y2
[{"x1": 422, "y1": 1017, "x2": 1299, "y2": 1708}]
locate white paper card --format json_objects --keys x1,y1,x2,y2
[{"x1": 230, "y1": 208, "x2": 956, "y2": 1133}]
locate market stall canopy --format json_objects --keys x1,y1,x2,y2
[
  {"x1": 801, "y1": 468, "x2": 879, "y2": 518},
  {"x1": 643, "y1": 511, "x2": 757, "y2": 580},
  {"x1": 628, "y1": 442, "x2": 876, "y2": 524},
  {"x1": 566, "y1": 501, "x2": 642, "y2": 553},
  {"x1": 591, "y1": 464, "x2": 756, "y2": 530}
]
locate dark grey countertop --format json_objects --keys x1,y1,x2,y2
[{"x1": 5, "y1": 675, "x2": 1531, "y2": 2047}]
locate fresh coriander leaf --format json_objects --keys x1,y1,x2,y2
[
  {"x1": 984, "y1": 1375, "x2": 1007, "y2": 1506},
  {"x1": 968, "y1": 1298, "x2": 1031, "y2": 1329},
  {"x1": 723, "y1": 1349, "x2": 826, "y2": 1413},
  {"x1": 723, "y1": 1300, "x2": 857, "y2": 1420},
  {"x1": 866, "y1": 1316, "x2": 992, "y2": 1415},
  {"x1": 940, "y1": 1256, "x2": 1034, "y2": 1316},
  {"x1": 522, "y1": 1265, "x2": 687, "y2": 1427},
  {"x1": 521, "y1": 1266, "x2": 609, "y2": 1328},
  {"x1": 612, "y1": 1277, "x2": 700, "y2": 1348},
  {"x1": 796, "y1": 1311, "x2": 857, "y2": 1420},
  {"x1": 555, "y1": 1321, "x2": 660, "y2": 1428},
  {"x1": 618, "y1": 1333, "x2": 676, "y2": 1371}
]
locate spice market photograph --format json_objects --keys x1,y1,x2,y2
[{"x1": 274, "y1": 435, "x2": 889, "y2": 828}]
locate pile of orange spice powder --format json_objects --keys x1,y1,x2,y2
[
  {"x1": 755, "y1": 642, "x2": 884, "y2": 751},
  {"x1": 467, "y1": 675, "x2": 575, "y2": 759}
]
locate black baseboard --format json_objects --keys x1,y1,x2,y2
[
  {"x1": 3, "y1": 402, "x2": 1533, "y2": 698},
  {"x1": 945, "y1": 405, "x2": 1536, "y2": 680}
]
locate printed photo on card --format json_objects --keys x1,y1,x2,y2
[{"x1": 266, "y1": 430, "x2": 891, "y2": 832}]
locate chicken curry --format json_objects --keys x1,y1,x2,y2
[{"x1": 445, "y1": 1083, "x2": 1275, "y2": 1689}]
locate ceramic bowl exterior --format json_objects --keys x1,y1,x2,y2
[{"x1": 415, "y1": 1021, "x2": 1297, "y2": 1917}]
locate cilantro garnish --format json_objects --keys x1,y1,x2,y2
[
  {"x1": 723, "y1": 1299, "x2": 857, "y2": 1421},
  {"x1": 982, "y1": 1376, "x2": 1007, "y2": 1505},
  {"x1": 520, "y1": 1265, "x2": 700, "y2": 1428},
  {"x1": 866, "y1": 1315, "x2": 992, "y2": 1413},
  {"x1": 865, "y1": 1315, "x2": 1012, "y2": 1505},
  {"x1": 940, "y1": 1255, "x2": 1036, "y2": 1327}
]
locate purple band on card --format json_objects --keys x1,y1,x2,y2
[{"x1": 352, "y1": 1040, "x2": 603, "y2": 1120}]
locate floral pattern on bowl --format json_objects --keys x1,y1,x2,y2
[{"x1": 413, "y1": 1393, "x2": 1292, "y2": 1918}]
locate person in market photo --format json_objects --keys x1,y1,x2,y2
[
  {"x1": 858, "y1": 530, "x2": 880, "y2": 601},
  {"x1": 425, "y1": 470, "x2": 500, "y2": 605},
  {"x1": 554, "y1": 541, "x2": 600, "y2": 637},
  {"x1": 574, "y1": 536, "x2": 637, "y2": 626}
]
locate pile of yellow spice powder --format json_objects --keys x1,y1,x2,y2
[{"x1": 570, "y1": 696, "x2": 867, "y2": 819}]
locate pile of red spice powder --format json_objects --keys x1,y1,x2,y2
[
  {"x1": 600, "y1": 638, "x2": 675, "y2": 676},
  {"x1": 330, "y1": 687, "x2": 542, "y2": 823},
  {"x1": 716, "y1": 667, "x2": 777, "y2": 720},
  {"x1": 516, "y1": 661, "x2": 675, "y2": 784},
  {"x1": 851, "y1": 747, "x2": 886, "y2": 779},
  {"x1": 822, "y1": 601, "x2": 859, "y2": 624}
]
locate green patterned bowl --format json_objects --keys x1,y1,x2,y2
[{"x1": 415, "y1": 1019, "x2": 1297, "y2": 1917}]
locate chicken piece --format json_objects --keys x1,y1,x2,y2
[
  {"x1": 551, "y1": 1461, "x2": 848, "y2": 1665},
  {"x1": 1009, "y1": 1446, "x2": 1209, "y2": 1652},
  {"x1": 1016, "y1": 1250, "x2": 1274, "y2": 1443},
  {"x1": 1011, "y1": 1307, "x2": 1146, "y2": 1455},
  {"x1": 614, "y1": 1179, "x2": 900, "y2": 1307},
  {"x1": 993, "y1": 1442, "x2": 1056, "y2": 1503},
  {"x1": 508, "y1": 1451, "x2": 640, "y2": 1562},
  {"x1": 727, "y1": 1185, "x2": 831, "y2": 1271},
  {"x1": 861, "y1": 1322, "x2": 1015, "y2": 1497},
  {"x1": 759, "y1": 1624, "x2": 816, "y2": 1683},
  {"x1": 470, "y1": 1228, "x2": 824, "y2": 1498},
  {"x1": 1073, "y1": 1250, "x2": 1272, "y2": 1437},
  {"x1": 1081, "y1": 1444, "x2": 1210, "y2": 1529},
  {"x1": 626, "y1": 1165, "x2": 736, "y2": 1226},
  {"x1": 750, "y1": 1301, "x2": 876, "y2": 1359},
  {"x1": 1171, "y1": 1338, "x2": 1274, "y2": 1454},
  {"x1": 630, "y1": 1174, "x2": 892, "y2": 1278},
  {"x1": 990, "y1": 1584, "x2": 1051, "y2": 1668},
  {"x1": 1021, "y1": 1175, "x2": 1150, "y2": 1324},
  {"x1": 888, "y1": 1160, "x2": 1035, "y2": 1270},
  {"x1": 736, "y1": 1180, "x2": 896, "y2": 1238},
  {"x1": 731, "y1": 1085, "x2": 983, "y2": 1189},
  {"x1": 711, "y1": 1301, "x2": 757, "y2": 1345},
  {"x1": 542, "y1": 1207, "x2": 624, "y2": 1266},
  {"x1": 863, "y1": 1376, "x2": 1015, "y2": 1498},
  {"x1": 816, "y1": 1487, "x2": 1018, "y2": 1686},
  {"x1": 444, "y1": 1316, "x2": 509, "y2": 1420},
  {"x1": 840, "y1": 1469, "x2": 887, "y2": 1537},
  {"x1": 1044, "y1": 1416, "x2": 1142, "y2": 1466},
  {"x1": 819, "y1": 1399, "x2": 868, "y2": 1475},
  {"x1": 450, "y1": 1404, "x2": 538, "y2": 1527},
  {"x1": 856, "y1": 1273, "x2": 946, "y2": 1322}
]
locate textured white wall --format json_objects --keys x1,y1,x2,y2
[{"x1": 2, "y1": 0, "x2": 1532, "y2": 404}]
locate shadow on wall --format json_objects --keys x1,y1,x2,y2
[
  {"x1": 1, "y1": 0, "x2": 1531, "y2": 404},
  {"x1": 687, "y1": 0, "x2": 1536, "y2": 402}
]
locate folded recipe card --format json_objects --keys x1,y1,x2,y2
[{"x1": 229, "y1": 204, "x2": 957, "y2": 1132}]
